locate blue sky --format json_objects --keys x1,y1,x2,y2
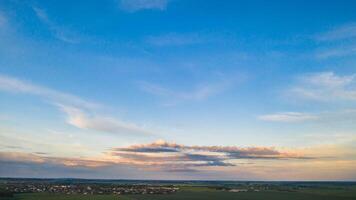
[{"x1": 0, "y1": 0, "x2": 356, "y2": 180}]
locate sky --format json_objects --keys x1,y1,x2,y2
[{"x1": 0, "y1": 0, "x2": 356, "y2": 181}]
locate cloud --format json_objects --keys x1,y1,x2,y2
[
  {"x1": 316, "y1": 23, "x2": 356, "y2": 41},
  {"x1": 59, "y1": 105, "x2": 150, "y2": 135},
  {"x1": 1, "y1": 140, "x2": 355, "y2": 180},
  {"x1": 0, "y1": 11, "x2": 7, "y2": 28},
  {"x1": 312, "y1": 23, "x2": 356, "y2": 59},
  {"x1": 114, "y1": 140, "x2": 283, "y2": 158},
  {"x1": 1, "y1": 140, "x2": 310, "y2": 176},
  {"x1": 289, "y1": 72, "x2": 356, "y2": 101},
  {"x1": 110, "y1": 140, "x2": 311, "y2": 171},
  {"x1": 139, "y1": 75, "x2": 240, "y2": 105},
  {"x1": 140, "y1": 82, "x2": 226, "y2": 100},
  {"x1": 0, "y1": 74, "x2": 150, "y2": 135},
  {"x1": 0, "y1": 152, "x2": 147, "y2": 179},
  {"x1": 315, "y1": 44, "x2": 356, "y2": 59},
  {"x1": 0, "y1": 151, "x2": 116, "y2": 168},
  {"x1": 0, "y1": 152, "x2": 45, "y2": 164},
  {"x1": 258, "y1": 112, "x2": 318, "y2": 123},
  {"x1": 258, "y1": 109, "x2": 356, "y2": 124},
  {"x1": 113, "y1": 139, "x2": 286, "y2": 158},
  {"x1": 0, "y1": 74, "x2": 98, "y2": 109},
  {"x1": 32, "y1": 6, "x2": 79, "y2": 43},
  {"x1": 146, "y1": 33, "x2": 206, "y2": 46},
  {"x1": 119, "y1": 0, "x2": 169, "y2": 12}
]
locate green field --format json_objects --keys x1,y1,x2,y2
[{"x1": 2, "y1": 186, "x2": 356, "y2": 200}]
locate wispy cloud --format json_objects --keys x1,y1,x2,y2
[
  {"x1": 32, "y1": 6, "x2": 79, "y2": 43},
  {"x1": 0, "y1": 11, "x2": 7, "y2": 28},
  {"x1": 313, "y1": 23, "x2": 356, "y2": 59},
  {"x1": 315, "y1": 44, "x2": 356, "y2": 59},
  {"x1": 0, "y1": 74, "x2": 150, "y2": 135},
  {"x1": 146, "y1": 33, "x2": 206, "y2": 46},
  {"x1": 0, "y1": 74, "x2": 98, "y2": 109},
  {"x1": 139, "y1": 75, "x2": 240, "y2": 105},
  {"x1": 0, "y1": 152, "x2": 112, "y2": 168},
  {"x1": 59, "y1": 105, "x2": 151, "y2": 135},
  {"x1": 316, "y1": 23, "x2": 356, "y2": 41},
  {"x1": 258, "y1": 112, "x2": 318, "y2": 123},
  {"x1": 259, "y1": 109, "x2": 356, "y2": 124},
  {"x1": 119, "y1": 0, "x2": 169, "y2": 12},
  {"x1": 140, "y1": 81, "x2": 227, "y2": 101},
  {"x1": 289, "y1": 72, "x2": 356, "y2": 101}
]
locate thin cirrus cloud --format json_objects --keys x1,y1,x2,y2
[
  {"x1": 258, "y1": 110, "x2": 356, "y2": 124},
  {"x1": 313, "y1": 23, "x2": 356, "y2": 59},
  {"x1": 119, "y1": 0, "x2": 170, "y2": 12},
  {"x1": 261, "y1": 72, "x2": 356, "y2": 123},
  {"x1": 289, "y1": 71, "x2": 356, "y2": 102},
  {"x1": 140, "y1": 82, "x2": 226, "y2": 100},
  {"x1": 315, "y1": 23, "x2": 356, "y2": 41},
  {"x1": 315, "y1": 45, "x2": 356, "y2": 59},
  {"x1": 258, "y1": 112, "x2": 318, "y2": 123},
  {"x1": 32, "y1": 6, "x2": 80, "y2": 43},
  {"x1": 145, "y1": 33, "x2": 206, "y2": 46},
  {"x1": 0, "y1": 11, "x2": 7, "y2": 27},
  {"x1": 139, "y1": 76, "x2": 239, "y2": 105},
  {"x1": 59, "y1": 105, "x2": 151, "y2": 135},
  {"x1": 0, "y1": 74, "x2": 98, "y2": 109},
  {"x1": 0, "y1": 74, "x2": 150, "y2": 135}
]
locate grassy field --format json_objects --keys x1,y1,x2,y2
[{"x1": 2, "y1": 186, "x2": 356, "y2": 200}]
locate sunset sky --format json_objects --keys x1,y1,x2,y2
[{"x1": 0, "y1": 0, "x2": 356, "y2": 181}]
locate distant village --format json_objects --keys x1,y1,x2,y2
[
  {"x1": 4, "y1": 182, "x2": 179, "y2": 195},
  {"x1": 0, "y1": 179, "x2": 308, "y2": 197}
]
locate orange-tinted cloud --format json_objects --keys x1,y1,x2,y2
[
  {"x1": 109, "y1": 140, "x2": 312, "y2": 172},
  {"x1": 1, "y1": 140, "x2": 355, "y2": 180}
]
